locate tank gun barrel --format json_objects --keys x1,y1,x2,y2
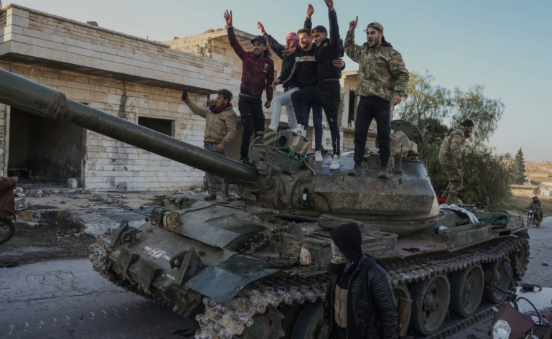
[{"x1": 0, "y1": 69, "x2": 261, "y2": 188}]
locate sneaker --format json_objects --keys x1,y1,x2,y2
[
  {"x1": 378, "y1": 168, "x2": 389, "y2": 179},
  {"x1": 204, "y1": 194, "x2": 217, "y2": 201},
  {"x1": 348, "y1": 165, "x2": 362, "y2": 176},
  {"x1": 294, "y1": 125, "x2": 306, "y2": 136},
  {"x1": 314, "y1": 151, "x2": 323, "y2": 162},
  {"x1": 329, "y1": 155, "x2": 340, "y2": 170}
]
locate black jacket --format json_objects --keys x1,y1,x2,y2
[
  {"x1": 264, "y1": 33, "x2": 298, "y2": 90},
  {"x1": 279, "y1": 45, "x2": 318, "y2": 89},
  {"x1": 324, "y1": 254, "x2": 398, "y2": 339},
  {"x1": 315, "y1": 10, "x2": 344, "y2": 83}
]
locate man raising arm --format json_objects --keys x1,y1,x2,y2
[
  {"x1": 224, "y1": 10, "x2": 274, "y2": 164},
  {"x1": 345, "y1": 18, "x2": 410, "y2": 179}
]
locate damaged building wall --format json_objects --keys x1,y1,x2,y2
[
  {"x1": 0, "y1": 61, "x2": 210, "y2": 190},
  {"x1": 0, "y1": 5, "x2": 234, "y2": 191}
]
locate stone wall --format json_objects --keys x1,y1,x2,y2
[
  {"x1": 0, "y1": 61, "x2": 212, "y2": 191},
  {"x1": 0, "y1": 5, "x2": 231, "y2": 93}
]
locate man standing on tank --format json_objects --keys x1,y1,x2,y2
[
  {"x1": 256, "y1": 22, "x2": 299, "y2": 132},
  {"x1": 345, "y1": 19, "x2": 410, "y2": 179},
  {"x1": 291, "y1": 0, "x2": 344, "y2": 170},
  {"x1": 224, "y1": 10, "x2": 274, "y2": 165},
  {"x1": 439, "y1": 119, "x2": 474, "y2": 205},
  {"x1": 182, "y1": 90, "x2": 237, "y2": 204},
  {"x1": 325, "y1": 222, "x2": 398, "y2": 339}
]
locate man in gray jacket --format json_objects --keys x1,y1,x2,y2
[{"x1": 183, "y1": 89, "x2": 237, "y2": 203}]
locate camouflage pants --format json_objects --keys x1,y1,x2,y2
[
  {"x1": 204, "y1": 142, "x2": 228, "y2": 196},
  {"x1": 442, "y1": 164, "x2": 463, "y2": 205}
]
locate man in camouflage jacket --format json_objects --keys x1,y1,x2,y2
[
  {"x1": 527, "y1": 196, "x2": 543, "y2": 227},
  {"x1": 439, "y1": 119, "x2": 474, "y2": 205},
  {"x1": 345, "y1": 19, "x2": 409, "y2": 179}
]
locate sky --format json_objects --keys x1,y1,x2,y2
[{"x1": 9, "y1": 0, "x2": 552, "y2": 161}]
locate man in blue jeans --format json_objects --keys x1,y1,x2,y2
[
  {"x1": 278, "y1": 4, "x2": 343, "y2": 162},
  {"x1": 183, "y1": 89, "x2": 237, "y2": 203}
]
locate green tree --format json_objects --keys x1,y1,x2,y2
[
  {"x1": 394, "y1": 71, "x2": 451, "y2": 143},
  {"x1": 396, "y1": 71, "x2": 512, "y2": 205},
  {"x1": 513, "y1": 148, "x2": 526, "y2": 184}
]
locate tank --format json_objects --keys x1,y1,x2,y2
[{"x1": 0, "y1": 69, "x2": 530, "y2": 338}]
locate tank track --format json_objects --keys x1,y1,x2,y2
[
  {"x1": 89, "y1": 230, "x2": 174, "y2": 308},
  {"x1": 195, "y1": 236, "x2": 529, "y2": 339}
]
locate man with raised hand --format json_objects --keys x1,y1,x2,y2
[
  {"x1": 182, "y1": 90, "x2": 237, "y2": 203},
  {"x1": 345, "y1": 18, "x2": 410, "y2": 179},
  {"x1": 257, "y1": 22, "x2": 299, "y2": 132},
  {"x1": 291, "y1": 0, "x2": 344, "y2": 170},
  {"x1": 224, "y1": 10, "x2": 274, "y2": 165}
]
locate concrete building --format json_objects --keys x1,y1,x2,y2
[
  {"x1": 0, "y1": 4, "x2": 367, "y2": 191},
  {"x1": 511, "y1": 184, "x2": 540, "y2": 197}
]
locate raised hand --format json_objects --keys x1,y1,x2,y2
[
  {"x1": 349, "y1": 16, "x2": 358, "y2": 32},
  {"x1": 324, "y1": 0, "x2": 334, "y2": 11},
  {"x1": 224, "y1": 10, "x2": 233, "y2": 27},
  {"x1": 257, "y1": 22, "x2": 266, "y2": 35},
  {"x1": 307, "y1": 4, "x2": 314, "y2": 19}
]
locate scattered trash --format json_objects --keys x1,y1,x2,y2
[
  {"x1": 521, "y1": 283, "x2": 542, "y2": 292},
  {"x1": 438, "y1": 226, "x2": 448, "y2": 231},
  {"x1": 542, "y1": 261, "x2": 549, "y2": 266}
]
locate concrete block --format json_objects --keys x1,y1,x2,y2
[{"x1": 67, "y1": 178, "x2": 78, "y2": 189}]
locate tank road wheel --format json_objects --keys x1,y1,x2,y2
[
  {"x1": 410, "y1": 275, "x2": 451, "y2": 335},
  {"x1": 243, "y1": 305, "x2": 285, "y2": 339},
  {"x1": 450, "y1": 265, "x2": 484, "y2": 318},
  {"x1": 280, "y1": 305, "x2": 305, "y2": 339},
  {"x1": 291, "y1": 301, "x2": 329, "y2": 339},
  {"x1": 393, "y1": 283, "x2": 412, "y2": 337},
  {"x1": 483, "y1": 257, "x2": 511, "y2": 304}
]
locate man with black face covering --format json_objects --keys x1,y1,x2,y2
[{"x1": 326, "y1": 223, "x2": 398, "y2": 339}]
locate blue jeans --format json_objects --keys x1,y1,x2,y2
[
  {"x1": 302, "y1": 102, "x2": 323, "y2": 151},
  {"x1": 204, "y1": 142, "x2": 228, "y2": 196}
]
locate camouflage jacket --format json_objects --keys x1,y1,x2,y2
[
  {"x1": 185, "y1": 100, "x2": 237, "y2": 145},
  {"x1": 528, "y1": 201, "x2": 543, "y2": 212},
  {"x1": 344, "y1": 31, "x2": 409, "y2": 102},
  {"x1": 439, "y1": 126, "x2": 469, "y2": 165}
]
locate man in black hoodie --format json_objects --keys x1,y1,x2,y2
[
  {"x1": 291, "y1": 0, "x2": 343, "y2": 170},
  {"x1": 326, "y1": 223, "x2": 398, "y2": 339}
]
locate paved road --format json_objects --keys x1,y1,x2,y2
[
  {"x1": 0, "y1": 259, "x2": 196, "y2": 339},
  {"x1": 1, "y1": 218, "x2": 550, "y2": 339}
]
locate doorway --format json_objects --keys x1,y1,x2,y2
[{"x1": 8, "y1": 107, "x2": 85, "y2": 186}]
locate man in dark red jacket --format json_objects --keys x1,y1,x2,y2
[{"x1": 224, "y1": 10, "x2": 274, "y2": 164}]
